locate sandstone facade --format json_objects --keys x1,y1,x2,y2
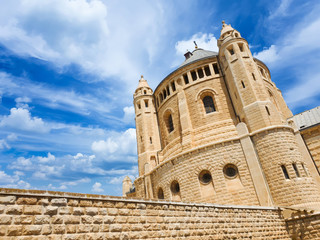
[{"x1": 130, "y1": 21, "x2": 320, "y2": 213}]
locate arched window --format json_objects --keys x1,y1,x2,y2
[
  {"x1": 158, "y1": 188, "x2": 164, "y2": 199},
  {"x1": 202, "y1": 96, "x2": 216, "y2": 114},
  {"x1": 165, "y1": 114, "x2": 174, "y2": 133}
]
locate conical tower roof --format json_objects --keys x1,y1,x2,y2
[{"x1": 220, "y1": 20, "x2": 235, "y2": 37}]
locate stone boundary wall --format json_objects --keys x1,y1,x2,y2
[
  {"x1": 286, "y1": 212, "x2": 320, "y2": 239},
  {"x1": 0, "y1": 188, "x2": 291, "y2": 239}
]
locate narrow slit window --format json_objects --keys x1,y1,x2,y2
[
  {"x1": 144, "y1": 100, "x2": 148, "y2": 108},
  {"x1": 241, "y1": 81, "x2": 245, "y2": 88},
  {"x1": 137, "y1": 102, "x2": 141, "y2": 109},
  {"x1": 150, "y1": 137, "x2": 152, "y2": 144},
  {"x1": 301, "y1": 163, "x2": 308, "y2": 176},
  {"x1": 213, "y1": 63, "x2": 219, "y2": 74},
  {"x1": 166, "y1": 114, "x2": 174, "y2": 133},
  {"x1": 191, "y1": 71, "x2": 197, "y2": 81},
  {"x1": 228, "y1": 46, "x2": 234, "y2": 55},
  {"x1": 183, "y1": 74, "x2": 189, "y2": 84},
  {"x1": 197, "y1": 68, "x2": 204, "y2": 78},
  {"x1": 252, "y1": 73, "x2": 256, "y2": 81},
  {"x1": 171, "y1": 81, "x2": 176, "y2": 92},
  {"x1": 204, "y1": 66, "x2": 211, "y2": 76},
  {"x1": 281, "y1": 165, "x2": 290, "y2": 179},
  {"x1": 144, "y1": 90, "x2": 147, "y2": 94},
  {"x1": 266, "y1": 106, "x2": 270, "y2": 115},
  {"x1": 166, "y1": 86, "x2": 170, "y2": 96},
  {"x1": 202, "y1": 96, "x2": 216, "y2": 114},
  {"x1": 163, "y1": 89, "x2": 167, "y2": 99},
  {"x1": 238, "y1": 43, "x2": 244, "y2": 52},
  {"x1": 260, "y1": 68, "x2": 265, "y2": 77},
  {"x1": 292, "y1": 163, "x2": 300, "y2": 177}
]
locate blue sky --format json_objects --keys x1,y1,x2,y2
[{"x1": 0, "y1": 0, "x2": 319, "y2": 196}]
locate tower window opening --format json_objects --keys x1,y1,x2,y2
[
  {"x1": 191, "y1": 70, "x2": 197, "y2": 81},
  {"x1": 197, "y1": 68, "x2": 204, "y2": 79},
  {"x1": 241, "y1": 81, "x2": 245, "y2": 88},
  {"x1": 228, "y1": 46, "x2": 234, "y2": 55},
  {"x1": 260, "y1": 68, "x2": 266, "y2": 77},
  {"x1": 202, "y1": 96, "x2": 216, "y2": 114},
  {"x1": 150, "y1": 137, "x2": 152, "y2": 144},
  {"x1": 301, "y1": 163, "x2": 308, "y2": 176},
  {"x1": 163, "y1": 89, "x2": 167, "y2": 99},
  {"x1": 199, "y1": 170, "x2": 212, "y2": 184},
  {"x1": 183, "y1": 74, "x2": 189, "y2": 84},
  {"x1": 159, "y1": 93, "x2": 163, "y2": 103},
  {"x1": 238, "y1": 43, "x2": 244, "y2": 52},
  {"x1": 166, "y1": 114, "x2": 174, "y2": 133},
  {"x1": 281, "y1": 165, "x2": 290, "y2": 179},
  {"x1": 158, "y1": 188, "x2": 164, "y2": 199},
  {"x1": 252, "y1": 73, "x2": 256, "y2": 81},
  {"x1": 266, "y1": 106, "x2": 270, "y2": 115},
  {"x1": 213, "y1": 63, "x2": 219, "y2": 74},
  {"x1": 235, "y1": 33, "x2": 239, "y2": 38},
  {"x1": 204, "y1": 66, "x2": 211, "y2": 76},
  {"x1": 166, "y1": 86, "x2": 170, "y2": 96},
  {"x1": 140, "y1": 136, "x2": 143, "y2": 142},
  {"x1": 223, "y1": 164, "x2": 238, "y2": 178},
  {"x1": 137, "y1": 102, "x2": 141, "y2": 109},
  {"x1": 144, "y1": 100, "x2": 148, "y2": 108},
  {"x1": 171, "y1": 81, "x2": 176, "y2": 92},
  {"x1": 170, "y1": 181, "x2": 180, "y2": 194},
  {"x1": 292, "y1": 163, "x2": 300, "y2": 177},
  {"x1": 144, "y1": 90, "x2": 147, "y2": 94}
]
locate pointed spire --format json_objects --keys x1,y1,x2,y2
[
  {"x1": 135, "y1": 75, "x2": 152, "y2": 93},
  {"x1": 220, "y1": 20, "x2": 234, "y2": 37}
]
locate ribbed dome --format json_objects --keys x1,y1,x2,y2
[{"x1": 180, "y1": 48, "x2": 218, "y2": 67}]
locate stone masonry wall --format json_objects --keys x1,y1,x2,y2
[
  {"x1": 286, "y1": 212, "x2": 320, "y2": 240},
  {"x1": 0, "y1": 188, "x2": 291, "y2": 239},
  {"x1": 301, "y1": 125, "x2": 320, "y2": 172}
]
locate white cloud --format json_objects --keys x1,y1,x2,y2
[
  {"x1": 268, "y1": 0, "x2": 292, "y2": 19},
  {"x1": 37, "y1": 152, "x2": 55, "y2": 163},
  {"x1": 91, "y1": 128, "x2": 137, "y2": 161},
  {"x1": 175, "y1": 33, "x2": 218, "y2": 56},
  {"x1": 0, "y1": 108, "x2": 49, "y2": 133},
  {"x1": 0, "y1": 170, "x2": 31, "y2": 189},
  {"x1": 0, "y1": 0, "x2": 169, "y2": 82},
  {"x1": 123, "y1": 106, "x2": 135, "y2": 124},
  {"x1": 253, "y1": 45, "x2": 279, "y2": 64},
  {"x1": 92, "y1": 182, "x2": 104, "y2": 192}
]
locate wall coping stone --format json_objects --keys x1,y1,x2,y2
[{"x1": 0, "y1": 188, "x2": 279, "y2": 211}]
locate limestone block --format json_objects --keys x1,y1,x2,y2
[
  {"x1": 44, "y1": 206, "x2": 58, "y2": 215},
  {"x1": 0, "y1": 215, "x2": 12, "y2": 224},
  {"x1": 52, "y1": 216, "x2": 63, "y2": 224},
  {"x1": 66, "y1": 225, "x2": 77, "y2": 233},
  {"x1": 93, "y1": 216, "x2": 103, "y2": 224},
  {"x1": 0, "y1": 225, "x2": 6, "y2": 236},
  {"x1": 7, "y1": 225, "x2": 22, "y2": 236},
  {"x1": 73, "y1": 207, "x2": 84, "y2": 215},
  {"x1": 79, "y1": 200, "x2": 92, "y2": 207},
  {"x1": 52, "y1": 224, "x2": 65, "y2": 234},
  {"x1": 0, "y1": 205, "x2": 4, "y2": 214},
  {"x1": 103, "y1": 216, "x2": 115, "y2": 224},
  {"x1": 99, "y1": 208, "x2": 108, "y2": 215},
  {"x1": 41, "y1": 225, "x2": 51, "y2": 235},
  {"x1": 6, "y1": 205, "x2": 23, "y2": 215},
  {"x1": 64, "y1": 216, "x2": 80, "y2": 224},
  {"x1": 59, "y1": 207, "x2": 72, "y2": 215},
  {"x1": 77, "y1": 224, "x2": 92, "y2": 233},
  {"x1": 108, "y1": 208, "x2": 118, "y2": 215},
  {"x1": 51, "y1": 198, "x2": 67, "y2": 206},
  {"x1": 22, "y1": 225, "x2": 42, "y2": 235},
  {"x1": 34, "y1": 215, "x2": 50, "y2": 224},
  {"x1": 16, "y1": 197, "x2": 38, "y2": 205},
  {"x1": 38, "y1": 199, "x2": 49, "y2": 206},
  {"x1": 0, "y1": 196, "x2": 16, "y2": 204},
  {"x1": 81, "y1": 215, "x2": 93, "y2": 224},
  {"x1": 13, "y1": 216, "x2": 33, "y2": 224},
  {"x1": 92, "y1": 224, "x2": 100, "y2": 232},
  {"x1": 67, "y1": 199, "x2": 79, "y2": 206},
  {"x1": 86, "y1": 207, "x2": 98, "y2": 216},
  {"x1": 109, "y1": 224, "x2": 123, "y2": 232},
  {"x1": 24, "y1": 205, "x2": 42, "y2": 215}
]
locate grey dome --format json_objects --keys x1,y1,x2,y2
[{"x1": 180, "y1": 48, "x2": 218, "y2": 67}]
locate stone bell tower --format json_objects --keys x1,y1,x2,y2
[
  {"x1": 218, "y1": 21, "x2": 320, "y2": 210},
  {"x1": 133, "y1": 76, "x2": 161, "y2": 198}
]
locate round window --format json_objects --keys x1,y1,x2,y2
[
  {"x1": 223, "y1": 164, "x2": 238, "y2": 178},
  {"x1": 170, "y1": 181, "x2": 180, "y2": 194},
  {"x1": 199, "y1": 170, "x2": 212, "y2": 184}
]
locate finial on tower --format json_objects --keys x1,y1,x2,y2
[{"x1": 193, "y1": 41, "x2": 198, "y2": 49}]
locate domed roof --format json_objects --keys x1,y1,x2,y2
[{"x1": 180, "y1": 48, "x2": 218, "y2": 67}]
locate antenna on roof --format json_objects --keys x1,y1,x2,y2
[{"x1": 193, "y1": 41, "x2": 198, "y2": 49}]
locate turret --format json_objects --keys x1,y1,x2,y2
[
  {"x1": 133, "y1": 76, "x2": 161, "y2": 177},
  {"x1": 122, "y1": 176, "x2": 133, "y2": 196}
]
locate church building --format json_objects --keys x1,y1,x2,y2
[{"x1": 125, "y1": 21, "x2": 320, "y2": 212}]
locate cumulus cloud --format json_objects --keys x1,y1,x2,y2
[
  {"x1": 0, "y1": 170, "x2": 31, "y2": 189},
  {"x1": 37, "y1": 152, "x2": 55, "y2": 163},
  {"x1": 0, "y1": 108, "x2": 49, "y2": 133},
  {"x1": 91, "y1": 128, "x2": 137, "y2": 161},
  {"x1": 175, "y1": 33, "x2": 218, "y2": 56},
  {"x1": 92, "y1": 182, "x2": 104, "y2": 193},
  {"x1": 253, "y1": 45, "x2": 279, "y2": 64},
  {"x1": 0, "y1": 0, "x2": 169, "y2": 82},
  {"x1": 123, "y1": 106, "x2": 135, "y2": 124}
]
